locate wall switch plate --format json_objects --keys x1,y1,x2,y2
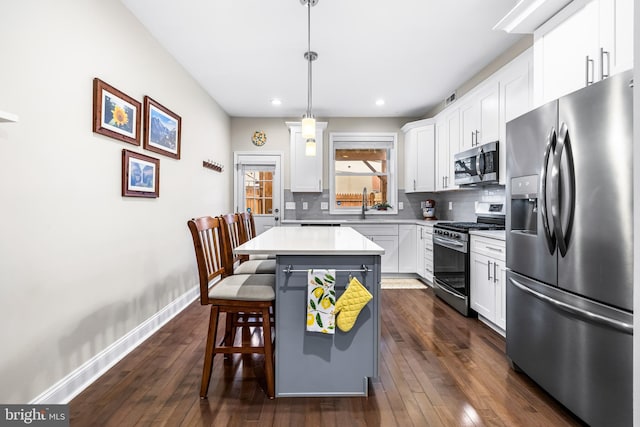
[
  {"x1": 398, "y1": 202, "x2": 404, "y2": 210},
  {"x1": 321, "y1": 202, "x2": 328, "y2": 210},
  {"x1": 302, "y1": 202, "x2": 308, "y2": 210},
  {"x1": 285, "y1": 202, "x2": 296, "y2": 210},
  {"x1": 449, "y1": 201, "x2": 453, "y2": 210}
]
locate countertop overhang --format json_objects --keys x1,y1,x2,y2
[
  {"x1": 281, "y1": 218, "x2": 441, "y2": 226},
  {"x1": 235, "y1": 226, "x2": 385, "y2": 256}
]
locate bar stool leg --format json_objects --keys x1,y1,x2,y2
[
  {"x1": 200, "y1": 305, "x2": 220, "y2": 398},
  {"x1": 261, "y1": 305, "x2": 275, "y2": 399}
]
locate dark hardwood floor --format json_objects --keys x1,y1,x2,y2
[{"x1": 70, "y1": 287, "x2": 584, "y2": 426}]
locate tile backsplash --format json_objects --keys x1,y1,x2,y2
[{"x1": 283, "y1": 185, "x2": 505, "y2": 221}]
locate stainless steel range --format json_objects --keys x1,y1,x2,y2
[{"x1": 432, "y1": 202, "x2": 505, "y2": 316}]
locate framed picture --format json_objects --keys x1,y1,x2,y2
[
  {"x1": 122, "y1": 149, "x2": 160, "y2": 198},
  {"x1": 143, "y1": 96, "x2": 181, "y2": 159},
  {"x1": 93, "y1": 78, "x2": 141, "y2": 145}
]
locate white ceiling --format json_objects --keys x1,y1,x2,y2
[{"x1": 121, "y1": 0, "x2": 523, "y2": 118}]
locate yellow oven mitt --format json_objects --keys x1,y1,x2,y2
[{"x1": 334, "y1": 277, "x2": 373, "y2": 332}]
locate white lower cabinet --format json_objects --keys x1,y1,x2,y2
[
  {"x1": 398, "y1": 224, "x2": 417, "y2": 273},
  {"x1": 416, "y1": 224, "x2": 434, "y2": 283},
  {"x1": 350, "y1": 224, "x2": 399, "y2": 273},
  {"x1": 470, "y1": 235, "x2": 506, "y2": 335}
]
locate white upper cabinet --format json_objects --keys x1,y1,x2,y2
[
  {"x1": 533, "y1": 0, "x2": 634, "y2": 105},
  {"x1": 402, "y1": 47, "x2": 532, "y2": 192},
  {"x1": 498, "y1": 49, "x2": 533, "y2": 184},
  {"x1": 434, "y1": 109, "x2": 458, "y2": 191},
  {"x1": 459, "y1": 81, "x2": 500, "y2": 152},
  {"x1": 288, "y1": 122, "x2": 327, "y2": 192},
  {"x1": 402, "y1": 119, "x2": 435, "y2": 193},
  {"x1": 599, "y1": 0, "x2": 634, "y2": 75}
]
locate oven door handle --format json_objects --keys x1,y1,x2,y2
[
  {"x1": 435, "y1": 281, "x2": 465, "y2": 300},
  {"x1": 433, "y1": 236, "x2": 466, "y2": 252}
]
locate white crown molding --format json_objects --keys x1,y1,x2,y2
[
  {"x1": 493, "y1": 0, "x2": 573, "y2": 33},
  {"x1": 0, "y1": 110, "x2": 19, "y2": 123},
  {"x1": 30, "y1": 287, "x2": 200, "y2": 404},
  {"x1": 400, "y1": 118, "x2": 434, "y2": 132}
]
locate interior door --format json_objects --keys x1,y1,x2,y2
[{"x1": 234, "y1": 153, "x2": 282, "y2": 235}]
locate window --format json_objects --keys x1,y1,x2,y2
[
  {"x1": 242, "y1": 167, "x2": 274, "y2": 215},
  {"x1": 329, "y1": 133, "x2": 397, "y2": 214}
]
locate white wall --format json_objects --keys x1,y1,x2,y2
[{"x1": 0, "y1": 0, "x2": 230, "y2": 403}]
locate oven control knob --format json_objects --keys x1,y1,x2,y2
[{"x1": 444, "y1": 231, "x2": 449, "y2": 236}]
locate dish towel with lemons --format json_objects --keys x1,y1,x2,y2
[{"x1": 307, "y1": 269, "x2": 336, "y2": 334}]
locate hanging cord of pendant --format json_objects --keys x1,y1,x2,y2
[{"x1": 303, "y1": 0, "x2": 318, "y2": 118}]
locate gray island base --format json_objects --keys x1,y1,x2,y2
[
  {"x1": 276, "y1": 255, "x2": 381, "y2": 397},
  {"x1": 234, "y1": 226, "x2": 383, "y2": 397}
]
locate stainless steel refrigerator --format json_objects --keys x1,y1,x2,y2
[{"x1": 506, "y1": 70, "x2": 633, "y2": 427}]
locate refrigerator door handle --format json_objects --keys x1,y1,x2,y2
[
  {"x1": 554, "y1": 122, "x2": 576, "y2": 257},
  {"x1": 540, "y1": 128, "x2": 557, "y2": 254},
  {"x1": 509, "y1": 277, "x2": 633, "y2": 334}
]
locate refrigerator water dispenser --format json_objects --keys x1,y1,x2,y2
[{"x1": 510, "y1": 175, "x2": 539, "y2": 235}]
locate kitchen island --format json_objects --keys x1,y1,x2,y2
[{"x1": 234, "y1": 226, "x2": 384, "y2": 397}]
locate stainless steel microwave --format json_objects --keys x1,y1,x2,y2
[{"x1": 454, "y1": 141, "x2": 499, "y2": 185}]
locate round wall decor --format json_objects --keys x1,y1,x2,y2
[{"x1": 252, "y1": 130, "x2": 267, "y2": 146}]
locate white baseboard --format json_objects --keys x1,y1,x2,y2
[{"x1": 30, "y1": 286, "x2": 200, "y2": 404}]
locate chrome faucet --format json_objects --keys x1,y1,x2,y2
[{"x1": 361, "y1": 187, "x2": 368, "y2": 219}]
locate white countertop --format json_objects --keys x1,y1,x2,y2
[
  {"x1": 281, "y1": 218, "x2": 442, "y2": 226},
  {"x1": 235, "y1": 226, "x2": 385, "y2": 256},
  {"x1": 469, "y1": 230, "x2": 506, "y2": 241}
]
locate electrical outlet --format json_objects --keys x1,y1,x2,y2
[
  {"x1": 398, "y1": 202, "x2": 404, "y2": 210},
  {"x1": 285, "y1": 202, "x2": 296, "y2": 210},
  {"x1": 321, "y1": 202, "x2": 328, "y2": 210},
  {"x1": 302, "y1": 202, "x2": 308, "y2": 210},
  {"x1": 449, "y1": 201, "x2": 453, "y2": 210}
]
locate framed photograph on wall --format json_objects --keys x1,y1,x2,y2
[
  {"x1": 93, "y1": 78, "x2": 141, "y2": 145},
  {"x1": 143, "y1": 96, "x2": 181, "y2": 159},
  {"x1": 122, "y1": 149, "x2": 160, "y2": 198}
]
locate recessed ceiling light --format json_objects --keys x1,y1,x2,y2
[
  {"x1": 271, "y1": 98, "x2": 282, "y2": 106},
  {"x1": 375, "y1": 99, "x2": 385, "y2": 106}
]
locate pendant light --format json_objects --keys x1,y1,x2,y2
[{"x1": 301, "y1": 0, "x2": 318, "y2": 155}]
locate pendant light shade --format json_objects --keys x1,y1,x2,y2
[
  {"x1": 301, "y1": 116, "x2": 316, "y2": 139},
  {"x1": 305, "y1": 138, "x2": 317, "y2": 156},
  {"x1": 301, "y1": 0, "x2": 318, "y2": 153}
]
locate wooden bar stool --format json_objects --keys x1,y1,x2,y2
[
  {"x1": 219, "y1": 213, "x2": 275, "y2": 274},
  {"x1": 237, "y1": 211, "x2": 275, "y2": 260},
  {"x1": 187, "y1": 216, "x2": 275, "y2": 399}
]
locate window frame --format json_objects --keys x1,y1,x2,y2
[{"x1": 329, "y1": 132, "x2": 398, "y2": 215}]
